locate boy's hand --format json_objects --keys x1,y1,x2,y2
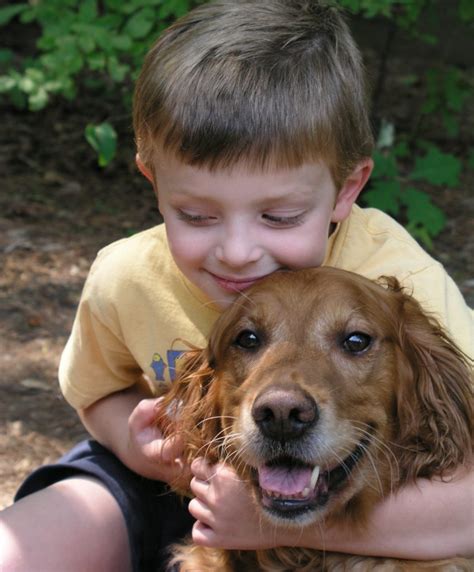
[
  {"x1": 126, "y1": 397, "x2": 191, "y2": 486},
  {"x1": 188, "y1": 458, "x2": 281, "y2": 550}
]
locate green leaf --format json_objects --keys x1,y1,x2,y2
[
  {"x1": 111, "y1": 35, "x2": 133, "y2": 51},
  {"x1": 0, "y1": 4, "x2": 28, "y2": 26},
  {"x1": 158, "y1": 0, "x2": 192, "y2": 19},
  {"x1": 409, "y1": 146, "x2": 461, "y2": 186},
  {"x1": 371, "y1": 149, "x2": 399, "y2": 180},
  {"x1": 406, "y1": 224, "x2": 433, "y2": 250},
  {"x1": 401, "y1": 187, "x2": 446, "y2": 237},
  {"x1": 124, "y1": 8, "x2": 155, "y2": 39},
  {"x1": 0, "y1": 48, "x2": 13, "y2": 65},
  {"x1": 29, "y1": 87, "x2": 49, "y2": 111},
  {"x1": 393, "y1": 141, "x2": 409, "y2": 158},
  {"x1": 78, "y1": 0, "x2": 98, "y2": 22},
  {"x1": 107, "y1": 57, "x2": 129, "y2": 82},
  {"x1": 0, "y1": 74, "x2": 17, "y2": 93},
  {"x1": 442, "y1": 111, "x2": 459, "y2": 138},
  {"x1": 87, "y1": 52, "x2": 106, "y2": 70},
  {"x1": 104, "y1": 0, "x2": 127, "y2": 11},
  {"x1": 85, "y1": 122, "x2": 117, "y2": 167},
  {"x1": 362, "y1": 180, "x2": 401, "y2": 216},
  {"x1": 459, "y1": 0, "x2": 474, "y2": 23},
  {"x1": 78, "y1": 35, "x2": 96, "y2": 54},
  {"x1": 18, "y1": 76, "x2": 36, "y2": 94},
  {"x1": 443, "y1": 68, "x2": 469, "y2": 112}
]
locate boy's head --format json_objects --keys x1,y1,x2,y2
[{"x1": 133, "y1": 0, "x2": 373, "y2": 191}]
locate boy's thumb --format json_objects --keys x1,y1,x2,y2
[
  {"x1": 129, "y1": 396, "x2": 164, "y2": 433},
  {"x1": 161, "y1": 433, "x2": 185, "y2": 463}
]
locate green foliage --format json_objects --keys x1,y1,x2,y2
[
  {"x1": 362, "y1": 131, "x2": 464, "y2": 249},
  {"x1": 420, "y1": 67, "x2": 471, "y2": 137},
  {"x1": 458, "y1": 0, "x2": 474, "y2": 24},
  {"x1": 410, "y1": 145, "x2": 462, "y2": 187},
  {"x1": 337, "y1": 0, "x2": 472, "y2": 36},
  {"x1": 338, "y1": 0, "x2": 424, "y2": 22},
  {"x1": 337, "y1": 0, "x2": 436, "y2": 42},
  {"x1": 0, "y1": 0, "x2": 471, "y2": 251},
  {"x1": 0, "y1": 0, "x2": 203, "y2": 111},
  {"x1": 334, "y1": 0, "x2": 471, "y2": 247},
  {"x1": 84, "y1": 122, "x2": 117, "y2": 167}
]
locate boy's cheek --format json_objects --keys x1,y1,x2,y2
[
  {"x1": 270, "y1": 233, "x2": 328, "y2": 269},
  {"x1": 167, "y1": 231, "x2": 208, "y2": 261}
]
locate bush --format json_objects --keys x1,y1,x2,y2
[
  {"x1": 1, "y1": 0, "x2": 472, "y2": 248},
  {"x1": 0, "y1": 0, "x2": 204, "y2": 110}
]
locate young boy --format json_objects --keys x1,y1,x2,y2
[{"x1": 1, "y1": 1, "x2": 472, "y2": 570}]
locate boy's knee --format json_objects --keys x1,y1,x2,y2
[{"x1": 0, "y1": 477, "x2": 131, "y2": 571}]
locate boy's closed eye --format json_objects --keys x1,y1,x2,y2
[
  {"x1": 261, "y1": 212, "x2": 306, "y2": 227},
  {"x1": 175, "y1": 208, "x2": 306, "y2": 228},
  {"x1": 176, "y1": 209, "x2": 218, "y2": 225}
]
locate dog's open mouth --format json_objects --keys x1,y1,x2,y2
[{"x1": 255, "y1": 437, "x2": 370, "y2": 518}]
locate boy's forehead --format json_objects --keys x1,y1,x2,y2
[
  {"x1": 152, "y1": 146, "x2": 334, "y2": 188},
  {"x1": 155, "y1": 162, "x2": 337, "y2": 207}
]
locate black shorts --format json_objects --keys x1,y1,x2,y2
[{"x1": 14, "y1": 440, "x2": 194, "y2": 572}]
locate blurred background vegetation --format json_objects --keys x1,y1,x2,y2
[{"x1": 1, "y1": 0, "x2": 473, "y2": 247}]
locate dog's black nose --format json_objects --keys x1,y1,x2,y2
[{"x1": 252, "y1": 387, "x2": 318, "y2": 441}]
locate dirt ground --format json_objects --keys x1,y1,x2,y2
[
  {"x1": 1, "y1": 54, "x2": 473, "y2": 510},
  {"x1": 0, "y1": 96, "x2": 162, "y2": 509}
]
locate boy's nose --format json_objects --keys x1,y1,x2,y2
[{"x1": 215, "y1": 228, "x2": 263, "y2": 268}]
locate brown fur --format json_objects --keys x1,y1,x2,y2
[{"x1": 157, "y1": 267, "x2": 473, "y2": 571}]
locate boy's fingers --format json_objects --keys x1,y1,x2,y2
[
  {"x1": 128, "y1": 397, "x2": 163, "y2": 433},
  {"x1": 161, "y1": 433, "x2": 185, "y2": 462},
  {"x1": 189, "y1": 498, "x2": 214, "y2": 529},
  {"x1": 191, "y1": 457, "x2": 213, "y2": 480}
]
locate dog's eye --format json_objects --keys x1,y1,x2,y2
[
  {"x1": 233, "y1": 329, "x2": 261, "y2": 350},
  {"x1": 343, "y1": 332, "x2": 372, "y2": 354}
]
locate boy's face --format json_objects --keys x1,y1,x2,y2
[{"x1": 147, "y1": 151, "x2": 370, "y2": 309}]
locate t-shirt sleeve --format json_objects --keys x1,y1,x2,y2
[
  {"x1": 59, "y1": 254, "x2": 143, "y2": 411},
  {"x1": 401, "y1": 262, "x2": 473, "y2": 360}
]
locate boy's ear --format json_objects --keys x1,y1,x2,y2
[
  {"x1": 331, "y1": 158, "x2": 373, "y2": 223},
  {"x1": 135, "y1": 154, "x2": 155, "y2": 185}
]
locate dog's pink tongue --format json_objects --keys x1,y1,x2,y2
[{"x1": 258, "y1": 465, "x2": 312, "y2": 495}]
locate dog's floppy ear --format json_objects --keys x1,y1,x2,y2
[
  {"x1": 393, "y1": 291, "x2": 473, "y2": 482},
  {"x1": 157, "y1": 348, "x2": 222, "y2": 464}
]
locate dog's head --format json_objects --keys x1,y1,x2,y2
[{"x1": 160, "y1": 267, "x2": 473, "y2": 527}]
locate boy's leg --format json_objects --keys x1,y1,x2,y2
[
  {"x1": 1, "y1": 440, "x2": 194, "y2": 571},
  {"x1": 0, "y1": 476, "x2": 131, "y2": 571}
]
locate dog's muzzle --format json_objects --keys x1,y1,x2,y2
[{"x1": 250, "y1": 386, "x2": 372, "y2": 520}]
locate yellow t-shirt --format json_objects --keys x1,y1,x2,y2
[{"x1": 59, "y1": 205, "x2": 473, "y2": 410}]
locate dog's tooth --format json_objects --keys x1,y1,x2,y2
[
  {"x1": 310, "y1": 466, "x2": 320, "y2": 489},
  {"x1": 302, "y1": 487, "x2": 310, "y2": 497}
]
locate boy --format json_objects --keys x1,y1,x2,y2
[{"x1": 1, "y1": 1, "x2": 472, "y2": 571}]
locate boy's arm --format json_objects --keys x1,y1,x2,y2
[
  {"x1": 188, "y1": 460, "x2": 474, "y2": 559},
  {"x1": 293, "y1": 468, "x2": 474, "y2": 559},
  {"x1": 79, "y1": 385, "x2": 189, "y2": 485}
]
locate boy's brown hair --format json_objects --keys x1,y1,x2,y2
[{"x1": 133, "y1": 0, "x2": 373, "y2": 189}]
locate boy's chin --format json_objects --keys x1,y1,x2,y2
[
  {"x1": 188, "y1": 274, "x2": 241, "y2": 310},
  {"x1": 207, "y1": 288, "x2": 241, "y2": 310}
]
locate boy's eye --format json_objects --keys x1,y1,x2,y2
[
  {"x1": 262, "y1": 212, "x2": 305, "y2": 227},
  {"x1": 177, "y1": 209, "x2": 217, "y2": 225}
]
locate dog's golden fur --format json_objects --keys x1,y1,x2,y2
[{"x1": 158, "y1": 267, "x2": 473, "y2": 571}]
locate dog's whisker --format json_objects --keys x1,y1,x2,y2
[{"x1": 350, "y1": 423, "x2": 401, "y2": 491}]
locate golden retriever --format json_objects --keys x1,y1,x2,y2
[{"x1": 158, "y1": 267, "x2": 473, "y2": 571}]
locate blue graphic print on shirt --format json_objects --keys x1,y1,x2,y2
[{"x1": 150, "y1": 350, "x2": 185, "y2": 381}]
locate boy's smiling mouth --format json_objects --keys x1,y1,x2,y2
[{"x1": 207, "y1": 271, "x2": 274, "y2": 292}]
